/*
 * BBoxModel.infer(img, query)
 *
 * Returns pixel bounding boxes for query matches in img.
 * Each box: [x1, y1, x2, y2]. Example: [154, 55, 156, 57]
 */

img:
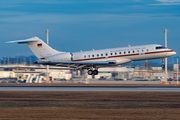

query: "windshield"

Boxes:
[156, 46, 166, 49]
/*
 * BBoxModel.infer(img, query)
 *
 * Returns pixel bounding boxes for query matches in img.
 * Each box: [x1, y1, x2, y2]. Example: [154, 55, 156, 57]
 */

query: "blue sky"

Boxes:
[0, 0, 180, 57]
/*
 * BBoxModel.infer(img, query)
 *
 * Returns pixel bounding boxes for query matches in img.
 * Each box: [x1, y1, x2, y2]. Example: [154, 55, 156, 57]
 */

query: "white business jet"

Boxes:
[6, 37, 176, 75]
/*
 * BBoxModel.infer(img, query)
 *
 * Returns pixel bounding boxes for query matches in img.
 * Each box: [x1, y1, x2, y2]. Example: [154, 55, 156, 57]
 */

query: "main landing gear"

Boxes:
[87, 69, 99, 75]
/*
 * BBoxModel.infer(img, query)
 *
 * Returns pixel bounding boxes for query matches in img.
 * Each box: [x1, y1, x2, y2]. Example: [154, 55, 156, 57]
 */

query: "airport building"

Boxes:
[0, 65, 72, 83]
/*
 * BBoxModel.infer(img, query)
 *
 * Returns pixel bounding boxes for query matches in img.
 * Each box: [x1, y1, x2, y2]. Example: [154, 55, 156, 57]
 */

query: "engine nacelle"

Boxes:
[47, 52, 72, 62]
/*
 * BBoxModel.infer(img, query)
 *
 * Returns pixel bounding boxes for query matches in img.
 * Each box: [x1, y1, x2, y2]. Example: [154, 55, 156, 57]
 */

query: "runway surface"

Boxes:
[0, 86, 180, 92]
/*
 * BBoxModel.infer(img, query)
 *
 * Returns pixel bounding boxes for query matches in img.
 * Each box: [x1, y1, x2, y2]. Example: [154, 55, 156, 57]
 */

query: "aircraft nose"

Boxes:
[168, 51, 176, 56]
[172, 51, 176, 55]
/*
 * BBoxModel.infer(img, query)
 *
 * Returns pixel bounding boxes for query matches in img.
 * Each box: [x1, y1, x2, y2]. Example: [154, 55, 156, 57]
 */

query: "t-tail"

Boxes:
[6, 37, 62, 61]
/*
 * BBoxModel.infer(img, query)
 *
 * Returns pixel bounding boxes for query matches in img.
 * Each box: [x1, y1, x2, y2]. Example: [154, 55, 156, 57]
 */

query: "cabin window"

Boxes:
[119, 52, 121, 54]
[84, 55, 86, 58]
[92, 55, 94, 57]
[101, 54, 103, 56]
[124, 51, 126, 54]
[106, 53, 108, 56]
[133, 51, 135, 53]
[97, 54, 99, 57]
[137, 50, 139, 53]
[111, 53, 113, 55]
[142, 50, 144, 52]
[128, 51, 130, 54]
[147, 49, 149, 51]
[88, 55, 90, 58]
[115, 52, 117, 55]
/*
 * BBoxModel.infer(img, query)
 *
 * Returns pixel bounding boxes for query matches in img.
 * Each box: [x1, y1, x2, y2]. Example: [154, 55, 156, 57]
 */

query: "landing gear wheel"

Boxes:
[161, 64, 165, 69]
[88, 70, 93, 75]
[93, 70, 99, 75]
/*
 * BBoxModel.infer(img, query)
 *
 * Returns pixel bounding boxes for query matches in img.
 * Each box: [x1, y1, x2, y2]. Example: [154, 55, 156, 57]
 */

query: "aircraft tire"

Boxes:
[93, 70, 99, 75]
[161, 64, 165, 69]
[88, 70, 93, 75]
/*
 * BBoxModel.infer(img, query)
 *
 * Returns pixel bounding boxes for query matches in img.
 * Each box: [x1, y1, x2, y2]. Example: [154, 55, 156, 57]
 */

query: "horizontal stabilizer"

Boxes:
[6, 37, 40, 44]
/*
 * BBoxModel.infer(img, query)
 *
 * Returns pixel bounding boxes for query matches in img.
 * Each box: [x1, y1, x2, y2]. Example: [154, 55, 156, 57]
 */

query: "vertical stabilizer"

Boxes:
[6, 37, 62, 60]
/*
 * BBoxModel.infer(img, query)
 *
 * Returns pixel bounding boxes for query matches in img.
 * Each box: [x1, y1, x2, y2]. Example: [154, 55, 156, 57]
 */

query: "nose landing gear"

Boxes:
[161, 64, 165, 69]
[161, 58, 165, 69]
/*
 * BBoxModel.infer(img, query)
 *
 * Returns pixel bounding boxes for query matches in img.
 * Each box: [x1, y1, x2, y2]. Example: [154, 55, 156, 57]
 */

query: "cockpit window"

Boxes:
[156, 46, 166, 49]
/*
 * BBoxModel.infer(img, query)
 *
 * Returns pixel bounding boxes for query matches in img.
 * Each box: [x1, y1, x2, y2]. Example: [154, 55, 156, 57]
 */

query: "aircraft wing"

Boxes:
[36, 61, 111, 69]
[36, 58, 131, 69]
[56, 61, 111, 69]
